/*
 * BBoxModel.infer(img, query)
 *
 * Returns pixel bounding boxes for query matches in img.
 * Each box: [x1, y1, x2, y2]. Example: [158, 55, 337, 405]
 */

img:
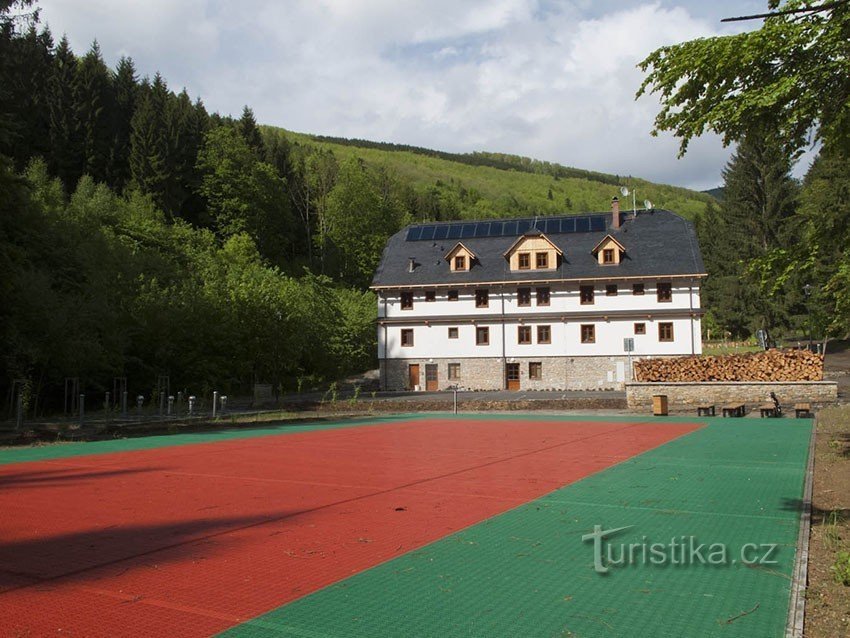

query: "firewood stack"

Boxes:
[634, 349, 824, 382]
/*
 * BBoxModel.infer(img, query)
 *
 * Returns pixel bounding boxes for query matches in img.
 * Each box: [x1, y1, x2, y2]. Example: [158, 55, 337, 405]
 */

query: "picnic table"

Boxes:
[697, 405, 715, 417]
[722, 403, 746, 418]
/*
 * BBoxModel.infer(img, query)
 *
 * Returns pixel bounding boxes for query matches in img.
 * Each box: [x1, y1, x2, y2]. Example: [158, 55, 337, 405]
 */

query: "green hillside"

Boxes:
[267, 127, 714, 221]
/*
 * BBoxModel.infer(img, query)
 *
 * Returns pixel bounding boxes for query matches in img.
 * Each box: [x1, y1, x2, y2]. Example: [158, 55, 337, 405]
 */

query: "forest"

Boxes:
[2, 0, 847, 416]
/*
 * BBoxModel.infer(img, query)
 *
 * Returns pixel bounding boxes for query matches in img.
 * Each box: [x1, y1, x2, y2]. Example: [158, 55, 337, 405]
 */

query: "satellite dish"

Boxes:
[644, 199, 652, 210]
[620, 186, 630, 197]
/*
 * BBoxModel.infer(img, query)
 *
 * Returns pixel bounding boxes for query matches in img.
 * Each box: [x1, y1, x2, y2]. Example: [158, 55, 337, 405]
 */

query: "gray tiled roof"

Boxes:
[371, 209, 705, 288]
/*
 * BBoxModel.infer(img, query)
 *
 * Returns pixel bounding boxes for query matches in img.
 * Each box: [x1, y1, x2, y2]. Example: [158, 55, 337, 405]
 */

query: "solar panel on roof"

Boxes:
[404, 214, 612, 240]
[474, 222, 490, 237]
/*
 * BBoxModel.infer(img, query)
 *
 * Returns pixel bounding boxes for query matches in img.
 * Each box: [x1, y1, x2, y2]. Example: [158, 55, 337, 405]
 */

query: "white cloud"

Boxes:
[36, 1, 772, 191]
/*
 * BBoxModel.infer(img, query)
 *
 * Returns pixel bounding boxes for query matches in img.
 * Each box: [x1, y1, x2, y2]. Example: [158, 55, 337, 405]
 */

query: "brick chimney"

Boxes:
[611, 197, 621, 229]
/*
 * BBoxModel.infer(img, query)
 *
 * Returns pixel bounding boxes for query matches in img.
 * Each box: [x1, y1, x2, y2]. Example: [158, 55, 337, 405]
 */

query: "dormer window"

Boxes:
[445, 242, 476, 272]
[592, 235, 626, 266]
[504, 232, 562, 272]
[535, 252, 549, 269]
[518, 253, 531, 270]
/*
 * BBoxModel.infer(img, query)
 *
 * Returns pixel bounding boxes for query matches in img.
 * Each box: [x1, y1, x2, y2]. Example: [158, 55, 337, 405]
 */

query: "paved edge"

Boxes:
[786, 417, 816, 638]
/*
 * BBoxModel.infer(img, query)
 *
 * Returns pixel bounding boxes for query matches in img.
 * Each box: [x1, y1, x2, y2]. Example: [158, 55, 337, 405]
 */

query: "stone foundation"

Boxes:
[625, 381, 838, 410]
[380, 356, 637, 391]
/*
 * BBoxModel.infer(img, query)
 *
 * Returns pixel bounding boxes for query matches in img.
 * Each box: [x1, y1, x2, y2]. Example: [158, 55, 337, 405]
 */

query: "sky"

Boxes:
[35, 0, 802, 191]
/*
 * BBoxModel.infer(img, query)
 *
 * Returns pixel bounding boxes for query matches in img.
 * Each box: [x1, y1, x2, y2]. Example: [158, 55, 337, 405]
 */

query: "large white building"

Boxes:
[371, 199, 705, 391]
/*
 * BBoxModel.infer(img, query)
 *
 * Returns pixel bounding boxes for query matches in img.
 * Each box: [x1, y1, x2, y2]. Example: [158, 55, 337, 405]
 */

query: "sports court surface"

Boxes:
[0, 414, 811, 637]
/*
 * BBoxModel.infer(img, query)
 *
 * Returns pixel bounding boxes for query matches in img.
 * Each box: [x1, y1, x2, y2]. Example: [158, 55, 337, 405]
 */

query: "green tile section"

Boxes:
[0, 415, 421, 466]
[220, 418, 811, 638]
[0, 413, 676, 467]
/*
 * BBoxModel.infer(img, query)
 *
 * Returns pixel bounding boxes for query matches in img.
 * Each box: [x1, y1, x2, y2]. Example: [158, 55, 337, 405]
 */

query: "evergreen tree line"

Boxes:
[696, 127, 850, 346]
[0, 4, 397, 413]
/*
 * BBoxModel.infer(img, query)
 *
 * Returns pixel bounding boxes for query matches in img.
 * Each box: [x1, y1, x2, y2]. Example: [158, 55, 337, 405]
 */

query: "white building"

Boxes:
[371, 199, 705, 391]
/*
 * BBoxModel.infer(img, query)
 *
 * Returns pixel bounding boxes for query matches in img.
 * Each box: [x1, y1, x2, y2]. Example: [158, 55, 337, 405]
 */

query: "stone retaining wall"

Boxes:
[626, 381, 838, 410]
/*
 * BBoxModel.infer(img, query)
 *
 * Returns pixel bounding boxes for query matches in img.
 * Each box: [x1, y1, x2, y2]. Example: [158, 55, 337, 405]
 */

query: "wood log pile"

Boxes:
[634, 349, 824, 382]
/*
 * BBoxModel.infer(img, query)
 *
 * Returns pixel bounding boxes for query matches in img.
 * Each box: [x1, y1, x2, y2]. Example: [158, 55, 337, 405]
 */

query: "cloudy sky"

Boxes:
[36, 0, 789, 191]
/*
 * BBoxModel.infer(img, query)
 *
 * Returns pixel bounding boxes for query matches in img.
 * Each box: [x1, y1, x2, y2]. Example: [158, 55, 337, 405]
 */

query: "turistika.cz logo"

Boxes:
[581, 525, 780, 574]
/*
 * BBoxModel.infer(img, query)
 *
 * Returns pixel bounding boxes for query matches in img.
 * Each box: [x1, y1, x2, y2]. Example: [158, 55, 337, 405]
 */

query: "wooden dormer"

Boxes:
[504, 232, 562, 272]
[444, 242, 477, 272]
[592, 235, 626, 265]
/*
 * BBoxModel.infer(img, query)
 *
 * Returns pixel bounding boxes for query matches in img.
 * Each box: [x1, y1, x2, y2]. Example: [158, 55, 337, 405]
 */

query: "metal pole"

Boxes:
[122, 391, 128, 417]
[167, 395, 174, 417]
[453, 388, 458, 415]
[213, 390, 218, 418]
[16, 392, 23, 430]
[159, 393, 165, 419]
[105, 391, 110, 425]
[79, 394, 85, 428]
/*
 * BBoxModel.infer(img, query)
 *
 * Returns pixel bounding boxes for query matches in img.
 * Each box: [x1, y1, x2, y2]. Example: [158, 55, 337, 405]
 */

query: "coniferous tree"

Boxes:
[108, 55, 137, 191]
[47, 35, 83, 191]
[699, 128, 798, 337]
[129, 74, 170, 211]
[238, 106, 264, 157]
[74, 41, 114, 184]
[3, 24, 53, 166]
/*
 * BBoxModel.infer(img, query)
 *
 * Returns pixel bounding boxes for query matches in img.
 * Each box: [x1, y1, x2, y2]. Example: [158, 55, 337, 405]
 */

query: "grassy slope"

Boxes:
[269, 127, 714, 220]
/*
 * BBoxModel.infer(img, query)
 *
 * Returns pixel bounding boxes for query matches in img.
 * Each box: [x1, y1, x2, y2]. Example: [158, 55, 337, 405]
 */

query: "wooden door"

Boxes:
[506, 363, 520, 391]
[425, 364, 438, 391]
[408, 364, 420, 390]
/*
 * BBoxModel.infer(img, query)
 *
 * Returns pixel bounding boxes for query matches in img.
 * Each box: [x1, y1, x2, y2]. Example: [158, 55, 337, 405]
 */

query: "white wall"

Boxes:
[380, 279, 701, 318]
[380, 316, 700, 359]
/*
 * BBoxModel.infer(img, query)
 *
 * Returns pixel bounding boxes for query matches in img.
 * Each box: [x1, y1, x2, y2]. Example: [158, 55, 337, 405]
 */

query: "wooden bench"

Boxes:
[697, 404, 715, 417]
[794, 402, 812, 418]
[759, 404, 778, 418]
[722, 403, 745, 418]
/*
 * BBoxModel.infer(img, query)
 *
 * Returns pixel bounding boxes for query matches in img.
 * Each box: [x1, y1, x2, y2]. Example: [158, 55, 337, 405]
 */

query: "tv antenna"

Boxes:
[620, 186, 636, 216]
[644, 199, 653, 210]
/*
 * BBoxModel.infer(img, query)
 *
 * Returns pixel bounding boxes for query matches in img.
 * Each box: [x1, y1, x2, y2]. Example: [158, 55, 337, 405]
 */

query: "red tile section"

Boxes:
[0, 418, 699, 636]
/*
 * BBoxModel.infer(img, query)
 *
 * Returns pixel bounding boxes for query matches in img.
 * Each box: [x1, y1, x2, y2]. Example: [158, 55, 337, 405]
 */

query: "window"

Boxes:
[634, 322, 646, 335]
[657, 282, 672, 302]
[536, 252, 549, 269]
[448, 327, 459, 339]
[602, 248, 615, 264]
[475, 289, 489, 308]
[518, 252, 531, 270]
[518, 326, 532, 344]
[447, 289, 459, 301]
[454, 255, 467, 271]
[632, 283, 645, 295]
[448, 363, 461, 380]
[529, 362, 542, 380]
[425, 290, 436, 302]
[659, 322, 674, 342]
[476, 326, 489, 345]
[536, 287, 550, 306]
[537, 325, 551, 344]
[401, 328, 414, 347]
[401, 292, 413, 310]
[517, 288, 531, 307]
[606, 284, 618, 296]
[580, 324, 595, 343]
[580, 285, 594, 305]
